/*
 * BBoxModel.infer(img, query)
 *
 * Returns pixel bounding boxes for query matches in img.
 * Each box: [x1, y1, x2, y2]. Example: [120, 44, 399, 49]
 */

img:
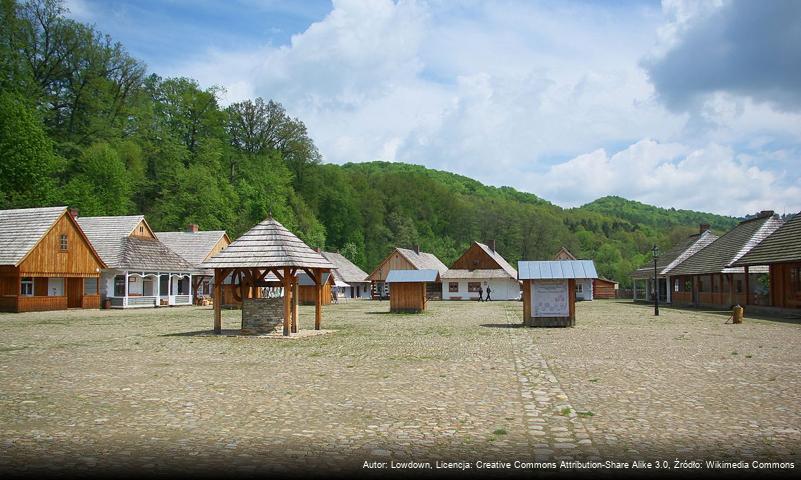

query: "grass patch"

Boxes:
[731, 351, 738, 356]
[576, 411, 595, 418]
[492, 428, 507, 436]
[589, 378, 600, 383]
[559, 407, 572, 416]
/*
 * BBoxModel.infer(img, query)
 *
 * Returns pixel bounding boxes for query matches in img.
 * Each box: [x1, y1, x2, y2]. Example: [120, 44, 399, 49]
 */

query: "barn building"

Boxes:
[731, 212, 801, 312]
[77, 215, 197, 308]
[368, 246, 447, 299]
[156, 225, 230, 304]
[0, 206, 106, 312]
[630, 226, 718, 304]
[322, 251, 371, 299]
[441, 241, 519, 300]
[552, 247, 594, 301]
[668, 212, 783, 309]
[518, 260, 598, 327]
[592, 278, 619, 299]
[386, 269, 441, 313]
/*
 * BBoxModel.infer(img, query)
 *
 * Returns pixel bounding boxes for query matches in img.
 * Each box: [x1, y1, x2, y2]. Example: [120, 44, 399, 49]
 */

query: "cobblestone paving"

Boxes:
[0, 300, 799, 475]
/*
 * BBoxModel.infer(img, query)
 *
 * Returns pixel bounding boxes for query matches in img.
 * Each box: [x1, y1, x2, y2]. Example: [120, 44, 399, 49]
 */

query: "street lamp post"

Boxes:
[652, 244, 660, 316]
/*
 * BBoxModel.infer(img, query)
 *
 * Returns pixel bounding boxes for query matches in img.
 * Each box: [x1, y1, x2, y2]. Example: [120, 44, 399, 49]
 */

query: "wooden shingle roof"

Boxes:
[200, 217, 334, 269]
[631, 230, 718, 279]
[156, 231, 229, 266]
[669, 214, 783, 276]
[321, 251, 369, 284]
[733, 213, 801, 266]
[395, 247, 448, 274]
[78, 216, 194, 271]
[0, 206, 67, 265]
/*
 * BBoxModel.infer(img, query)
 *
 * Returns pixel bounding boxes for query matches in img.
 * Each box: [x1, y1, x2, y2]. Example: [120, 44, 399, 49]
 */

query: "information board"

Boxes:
[532, 279, 569, 317]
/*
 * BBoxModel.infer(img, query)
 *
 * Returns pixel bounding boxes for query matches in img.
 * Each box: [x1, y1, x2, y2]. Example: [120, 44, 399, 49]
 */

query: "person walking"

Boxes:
[478, 286, 484, 302]
[485, 285, 492, 301]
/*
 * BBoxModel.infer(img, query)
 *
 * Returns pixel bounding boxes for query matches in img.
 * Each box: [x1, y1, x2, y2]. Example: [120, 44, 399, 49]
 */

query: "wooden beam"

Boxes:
[283, 266, 291, 336]
[315, 267, 322, 330]
[568, 279, 576, 326]
[743, 266, 750, 305]
[213, 268, 222, 333]
[292, 280, 299, 333]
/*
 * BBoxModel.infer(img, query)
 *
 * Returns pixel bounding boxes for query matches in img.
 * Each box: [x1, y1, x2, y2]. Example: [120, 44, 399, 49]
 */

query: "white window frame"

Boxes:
[59, 234, 68, 251]
[20, 277, 34, 296]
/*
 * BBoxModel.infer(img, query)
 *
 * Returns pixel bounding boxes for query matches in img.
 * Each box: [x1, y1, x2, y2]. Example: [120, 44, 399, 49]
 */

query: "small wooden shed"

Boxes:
[518, 260, 598, 327]
[592, 277, 618, 299]
[298, 271, 334, 305]
[386, 269, 441, 313]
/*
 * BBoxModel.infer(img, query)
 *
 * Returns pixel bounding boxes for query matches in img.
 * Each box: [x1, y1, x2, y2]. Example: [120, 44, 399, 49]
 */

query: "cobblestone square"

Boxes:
[0, 300, 799, 475]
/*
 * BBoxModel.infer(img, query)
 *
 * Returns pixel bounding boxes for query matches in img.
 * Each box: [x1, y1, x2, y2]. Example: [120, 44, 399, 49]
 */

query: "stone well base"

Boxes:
[241, 297, 284, 335]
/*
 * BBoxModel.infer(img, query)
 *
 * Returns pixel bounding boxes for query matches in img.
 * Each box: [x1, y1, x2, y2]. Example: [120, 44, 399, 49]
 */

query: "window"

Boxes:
[576, 283, 584, 293]
[59, 234, 68, 251]
[20, 277, 33, 296]
[114, 275, 126, 297]
[467, 282, 482, 292]
[791, 267, 801, 294]
[84, 278, 98, 295]
[735, 279, 744, 294]
[674, 279, 679, 292]
[448, 282, 458, 293]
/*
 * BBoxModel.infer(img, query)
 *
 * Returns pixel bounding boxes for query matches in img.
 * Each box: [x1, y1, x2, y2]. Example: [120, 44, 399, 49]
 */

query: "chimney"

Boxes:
[487, 239, 496, 252]
[699, 224, 710, 234]
[68, 207, 79, 219]
[414, 245, 420, 255]
[187, 224, 199, 233]
[758, 210, 775, 218]
[316, 247, 321, 253]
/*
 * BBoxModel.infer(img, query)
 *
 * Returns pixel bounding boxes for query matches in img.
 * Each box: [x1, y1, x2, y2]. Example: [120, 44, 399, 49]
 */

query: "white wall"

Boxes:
[576, 279, 593, 301]
[442, 278, 521, 300]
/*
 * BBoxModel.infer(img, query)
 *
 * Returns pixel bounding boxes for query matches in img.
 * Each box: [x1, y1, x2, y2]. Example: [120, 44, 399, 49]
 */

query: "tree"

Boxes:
[59, 142, 131, 215]
[0, 91, 59, 208]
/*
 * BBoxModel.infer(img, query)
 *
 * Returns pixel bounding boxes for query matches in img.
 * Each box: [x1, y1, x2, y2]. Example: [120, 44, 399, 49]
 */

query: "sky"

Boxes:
[64, 0, 801, 216]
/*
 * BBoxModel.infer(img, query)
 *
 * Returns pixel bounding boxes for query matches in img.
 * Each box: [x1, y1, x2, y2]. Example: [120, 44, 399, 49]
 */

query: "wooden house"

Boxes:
[386, 269, 441, 313]
[297, 271, 334, 305]
[630, 225, 718, 304]
[442, 240, 520, 300]
[77, 215, 197, 308]
[368, 246, 448, 299]
[0, 206, 106, 312]
[731, 212, 801, 311]
[156, 225, 230, 303]
[592, 278, 618, 299]
[668, 212, 783, 308]
[322, 251, 371, 299]
[552, 247, 593, 300]
[518, 260, 598, 327]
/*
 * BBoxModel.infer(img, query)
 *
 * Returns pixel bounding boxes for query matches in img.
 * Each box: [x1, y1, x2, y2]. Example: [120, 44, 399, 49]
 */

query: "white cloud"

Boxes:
[169, 0, 801, 216]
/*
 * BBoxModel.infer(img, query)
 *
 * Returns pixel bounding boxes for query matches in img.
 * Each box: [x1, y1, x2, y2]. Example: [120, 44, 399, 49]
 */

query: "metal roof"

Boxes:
[200, 217, 334, 270]
[296, 271, 333, 286]
[386, 269, 441, 283]
[517, 260, 598, 280]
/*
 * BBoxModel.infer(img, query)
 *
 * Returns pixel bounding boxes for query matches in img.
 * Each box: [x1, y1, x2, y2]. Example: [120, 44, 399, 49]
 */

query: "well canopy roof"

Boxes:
[733, 212, 801, 266]
[200, 217, 334, 270]
[518, 260, 598, 280]
[386, 269, 441, 283]
[0, 206, 69, 265]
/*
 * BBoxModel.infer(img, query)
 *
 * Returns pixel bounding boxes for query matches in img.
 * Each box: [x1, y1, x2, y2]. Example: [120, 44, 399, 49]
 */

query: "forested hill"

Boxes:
[580, 196, 736, 232]
[0, 0, 740, 287]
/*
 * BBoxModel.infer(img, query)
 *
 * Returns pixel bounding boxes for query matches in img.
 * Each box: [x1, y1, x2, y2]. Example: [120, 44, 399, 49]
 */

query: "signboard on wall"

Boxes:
[532, 280, 568, 317]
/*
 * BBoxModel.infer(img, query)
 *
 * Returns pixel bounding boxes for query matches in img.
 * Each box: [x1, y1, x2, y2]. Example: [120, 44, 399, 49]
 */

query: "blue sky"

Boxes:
[65, 0, 801, 216]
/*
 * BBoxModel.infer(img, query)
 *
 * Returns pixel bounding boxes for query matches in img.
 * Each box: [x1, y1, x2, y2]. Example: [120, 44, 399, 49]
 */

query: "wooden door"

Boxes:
[67, 278, 82, 308]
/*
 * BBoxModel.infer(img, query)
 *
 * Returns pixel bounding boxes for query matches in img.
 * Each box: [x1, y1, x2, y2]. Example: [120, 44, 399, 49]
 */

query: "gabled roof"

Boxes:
[156, 230, 229, 266]
[631, 230, 718, 279]
[200, 217, 334, 270]
[395, 247, 448, 274]
[733, 213, 801, 266]
[0, 206, 69, 265]
[322, 251, 369, 284]
[553, 247, 577, 260]
[669, 214, 783, 276]
[518, 260, 598, 280]
[0, 206, 105, 268]
[474, 241, 517, 278]
[78, 215, 194, 271]
[386, 269, 441, 283]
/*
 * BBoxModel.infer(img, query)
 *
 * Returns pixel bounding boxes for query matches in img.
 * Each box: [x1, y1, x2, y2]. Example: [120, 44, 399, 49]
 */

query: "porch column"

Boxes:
[168, 274, 173, 305]
[155, 272, 161, 308]
[291, 280, 299, 333]
[315, 268, 322, 330]
[743, 266, 750, 305]
[124, 272, 129, 307]
[283, 267, 291, 336]
[188, 274, 193, 304]
[666, 276, 672, 304]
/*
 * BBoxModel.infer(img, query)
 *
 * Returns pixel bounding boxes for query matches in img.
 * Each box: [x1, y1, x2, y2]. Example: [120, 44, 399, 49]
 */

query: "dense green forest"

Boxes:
[0, 0, 741, 287]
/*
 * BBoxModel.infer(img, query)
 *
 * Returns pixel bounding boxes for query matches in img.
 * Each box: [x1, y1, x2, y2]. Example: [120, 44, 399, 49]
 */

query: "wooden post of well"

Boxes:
[314, 268, 322, 330]
[292, 279, 299, 333]
[283, 267, 291, 336]
[213, 269, 222, 333]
